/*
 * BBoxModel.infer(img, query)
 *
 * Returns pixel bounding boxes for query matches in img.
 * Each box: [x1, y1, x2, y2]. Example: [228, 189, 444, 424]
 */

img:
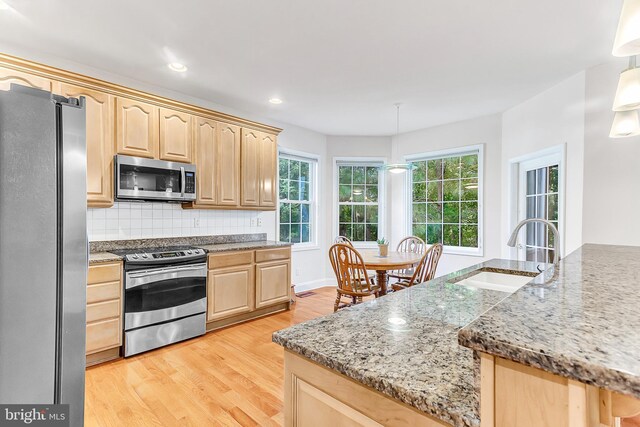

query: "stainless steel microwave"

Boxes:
[115, 155, 196, 202]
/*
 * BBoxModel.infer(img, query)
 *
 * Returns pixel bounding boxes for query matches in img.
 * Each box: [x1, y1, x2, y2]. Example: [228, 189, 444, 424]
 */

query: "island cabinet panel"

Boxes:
[0, 66, 51, 91]
[159, 107, 192, 163]
[115, 97, 159, 159]
[56, 83, 114, 207]
[255, 259, 290, 309]
[259, 133, 277, 207]
[86, 262, 123, 359]
[217, 122, 241, 206]
[207, 265, 254, 321]
[193, 117, 218, 205]
[241, 128, 261, 206]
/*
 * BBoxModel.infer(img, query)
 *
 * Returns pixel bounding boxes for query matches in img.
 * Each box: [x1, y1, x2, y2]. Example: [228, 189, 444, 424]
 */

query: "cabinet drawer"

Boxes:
[88, 262, 121, 284]
[87, 281, 121, 304]
[87, 300, 120, 323]
[208, 251, 254, 269]
[86, 318, 121, 354]
[255, 247, 290, 263]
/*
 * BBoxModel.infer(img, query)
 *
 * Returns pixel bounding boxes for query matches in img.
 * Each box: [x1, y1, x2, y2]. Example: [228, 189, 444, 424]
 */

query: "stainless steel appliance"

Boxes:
[0, 85, 87, 425]
[115, 247, 207, 357]
[115, 154, 196, 202]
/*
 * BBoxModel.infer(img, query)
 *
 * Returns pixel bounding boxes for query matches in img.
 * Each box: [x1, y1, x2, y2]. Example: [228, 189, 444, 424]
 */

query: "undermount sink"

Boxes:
[453, 271, 535, 293]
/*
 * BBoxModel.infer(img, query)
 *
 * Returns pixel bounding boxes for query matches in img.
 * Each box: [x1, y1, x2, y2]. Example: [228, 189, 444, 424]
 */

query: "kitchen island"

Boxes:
[273, 244, 640, 426]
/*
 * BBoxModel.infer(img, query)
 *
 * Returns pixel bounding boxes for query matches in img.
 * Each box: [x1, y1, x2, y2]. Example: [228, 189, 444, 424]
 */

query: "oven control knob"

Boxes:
[132, 254, 139, 259]
[187, 250, 192, 254]
[142, 254, 148, 258]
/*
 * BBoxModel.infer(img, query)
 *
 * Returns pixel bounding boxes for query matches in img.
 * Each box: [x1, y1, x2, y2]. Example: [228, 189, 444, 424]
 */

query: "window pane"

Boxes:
[301, 224, 310, 243]
[443, 224, 460, 246]
[279, 179, 289, 200]
[290, 224, 301, 243]
[353, 167, 366, 184]
[413, 223, 426, 241]
[366, 185, 378, 202]
[412, 161, 426, 182]
[280, 202, 290, 223]
[365, 205, 378, 223]
[443, 180, 460, 201]
[427, 202, 442, 222]
[339, 185, 351, 202]
[300, 181, 310, 201]
[461, 155, 478, 178]
[300, 162, 310, 183]
[427, 224, 443, 244]
[339, 166, 353, 184]
[535, 195, 546, 219]
[352, 186, 365, 202]
[443, 157, 461, 180]
[548, 194, 558, 221]
[461, 225, 478, 247]
[290, 161, 300, 180]
[280, 224, 290, 242]
[301, 203, 310, 223]
[339, 205, 352, 222]
[289, 180, 300, 200]
[353, 205, 365, 223]
[413, 182, 426, 202]
[427, 181, 442, 202]
[339, 223, 352, 240]
[353, 224, 365, 241]
[427, 159, 443, 180]
[548, 165, 559, 193]
[366, 167, 379, 184]
[526, 196, 535, 218]
[291, 203, 301, 223]
[526, 170, 536, 195]
[460, 202, 478, 224]
[365, 224, 378, 242]
[535, 168, 547, 195]
[279, 159, 288, 180]
[461, 179, 478, 201]
[443, 202, 460, 223]
[412, 203, 426, 223]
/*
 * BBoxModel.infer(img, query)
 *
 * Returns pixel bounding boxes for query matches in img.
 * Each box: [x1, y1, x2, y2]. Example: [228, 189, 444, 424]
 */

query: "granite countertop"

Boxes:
[273, 259, 541, 427]
[89, 252, 122, 264]
[197, 240, 292, 253]
[459, 244, 640, 399]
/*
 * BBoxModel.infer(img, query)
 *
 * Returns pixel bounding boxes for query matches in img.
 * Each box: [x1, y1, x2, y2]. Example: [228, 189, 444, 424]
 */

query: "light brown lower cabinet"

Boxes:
[256, 260, 291, 309]
[207, 265, 254, 321]
[86, 262, 122, 363]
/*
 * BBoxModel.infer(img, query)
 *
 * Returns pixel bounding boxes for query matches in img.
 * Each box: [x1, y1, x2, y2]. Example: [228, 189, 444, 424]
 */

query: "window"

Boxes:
[409, 147, 481, 253]
[278, 153, 316, 245]
[336, 162, 383, 243]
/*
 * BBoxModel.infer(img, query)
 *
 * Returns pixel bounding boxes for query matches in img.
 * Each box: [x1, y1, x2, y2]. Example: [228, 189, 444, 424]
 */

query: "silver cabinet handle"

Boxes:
[180, 166, 185, 197]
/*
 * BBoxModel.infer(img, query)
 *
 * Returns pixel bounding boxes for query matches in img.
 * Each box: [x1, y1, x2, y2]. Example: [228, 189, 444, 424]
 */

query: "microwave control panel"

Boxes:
[185, 171, 195, 194]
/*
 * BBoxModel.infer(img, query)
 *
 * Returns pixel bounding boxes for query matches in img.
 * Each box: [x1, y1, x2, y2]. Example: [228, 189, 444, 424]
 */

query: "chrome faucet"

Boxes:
[507, 218, 561, 268]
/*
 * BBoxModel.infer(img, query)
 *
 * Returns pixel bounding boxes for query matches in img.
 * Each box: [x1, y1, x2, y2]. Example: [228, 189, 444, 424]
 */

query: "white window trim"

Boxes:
[278, 148, 320, 251]
[332, 157, 386, 249]
[404, 144, 485, 257]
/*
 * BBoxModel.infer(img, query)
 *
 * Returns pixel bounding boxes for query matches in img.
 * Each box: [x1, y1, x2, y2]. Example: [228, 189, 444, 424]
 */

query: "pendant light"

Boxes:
[610, 109, 640, 138]
[613, 56, 640, 111]
[613, 0, 640, 57]
[381, 103, 415, 174]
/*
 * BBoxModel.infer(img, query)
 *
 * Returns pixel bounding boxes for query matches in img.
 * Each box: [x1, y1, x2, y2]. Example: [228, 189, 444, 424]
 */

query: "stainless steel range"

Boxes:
[115, 247, 207, 357]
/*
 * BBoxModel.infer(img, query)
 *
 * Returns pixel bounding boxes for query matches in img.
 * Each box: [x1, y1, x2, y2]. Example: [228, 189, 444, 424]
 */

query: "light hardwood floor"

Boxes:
[85, 287, 338, 427]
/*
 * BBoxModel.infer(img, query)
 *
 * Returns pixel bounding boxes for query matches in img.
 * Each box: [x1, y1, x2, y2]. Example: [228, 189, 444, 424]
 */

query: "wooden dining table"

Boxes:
[359, 249, 423, 295]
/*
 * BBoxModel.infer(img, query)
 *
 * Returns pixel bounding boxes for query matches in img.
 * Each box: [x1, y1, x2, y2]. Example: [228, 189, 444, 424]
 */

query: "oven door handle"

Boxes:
[126, 264, 206, 290]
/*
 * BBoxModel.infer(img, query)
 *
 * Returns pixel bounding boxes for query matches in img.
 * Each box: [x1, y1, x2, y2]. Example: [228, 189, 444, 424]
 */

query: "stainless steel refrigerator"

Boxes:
[0, 85, 87, 426]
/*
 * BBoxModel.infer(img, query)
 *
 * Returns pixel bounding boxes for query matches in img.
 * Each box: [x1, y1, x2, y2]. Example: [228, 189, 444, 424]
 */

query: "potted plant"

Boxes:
[377, 238, 389, 257]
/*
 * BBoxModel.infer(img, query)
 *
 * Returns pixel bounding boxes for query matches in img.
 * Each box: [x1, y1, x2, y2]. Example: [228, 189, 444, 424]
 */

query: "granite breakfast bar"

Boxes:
[273, 244, 640, 427]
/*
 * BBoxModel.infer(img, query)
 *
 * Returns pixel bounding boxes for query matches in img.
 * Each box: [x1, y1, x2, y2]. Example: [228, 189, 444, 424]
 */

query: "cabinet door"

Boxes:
[217, 122, 241, 206]
[0, 67, 51, 92]
[241, 129, 260, 206]
[115, 97, 159, 158]
[259, 133, 277, 207]
[159, 107, 192, 162]
[194, 117, 217, 205]
[207, 265, 254, 321]
[57, 83, 114, 207]
[255, 260, 290, 309]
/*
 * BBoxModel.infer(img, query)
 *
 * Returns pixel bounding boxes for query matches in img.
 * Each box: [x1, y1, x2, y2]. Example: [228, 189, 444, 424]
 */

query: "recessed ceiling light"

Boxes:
[269, 98, 283, 105]
[167, 62, 188, 73]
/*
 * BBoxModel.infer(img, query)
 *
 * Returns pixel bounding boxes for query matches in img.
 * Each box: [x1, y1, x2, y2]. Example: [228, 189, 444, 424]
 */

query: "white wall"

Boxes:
[501, 72, 586, 257]
[390, 114, 503, 275]
[583, 59, 640, 245]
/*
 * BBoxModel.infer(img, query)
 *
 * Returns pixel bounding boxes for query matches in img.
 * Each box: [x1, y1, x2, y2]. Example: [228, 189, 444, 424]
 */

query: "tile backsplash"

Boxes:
[87, 202, 273, 241]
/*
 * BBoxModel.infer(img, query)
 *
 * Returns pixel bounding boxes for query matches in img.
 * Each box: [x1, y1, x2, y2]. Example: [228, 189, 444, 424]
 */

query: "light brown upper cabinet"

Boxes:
[259, 133, 277, 207]
[159, 107, 192, 163]
[56, 83, 114, 207]
[0, 66, 51, 92]
[193, 117, 218, 205]
[115, 97, 159, 159]
[241, 129, 261, 207]
[217, 122, 241, 206]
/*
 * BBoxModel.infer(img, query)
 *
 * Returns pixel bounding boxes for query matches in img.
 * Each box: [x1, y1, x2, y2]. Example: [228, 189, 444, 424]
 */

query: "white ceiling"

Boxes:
[0, 0, 621, 135]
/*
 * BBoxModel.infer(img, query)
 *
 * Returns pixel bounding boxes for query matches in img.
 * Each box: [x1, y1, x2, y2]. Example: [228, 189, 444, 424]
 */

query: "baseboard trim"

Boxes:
[293, 278, 336, 293]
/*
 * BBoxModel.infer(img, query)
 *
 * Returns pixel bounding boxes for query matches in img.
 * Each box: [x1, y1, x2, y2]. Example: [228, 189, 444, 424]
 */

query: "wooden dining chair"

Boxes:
[334, 235, 354, 246]
[391, 243, 443, 291]
[388, 236, 426, 281]
[329, 243, 380, 311]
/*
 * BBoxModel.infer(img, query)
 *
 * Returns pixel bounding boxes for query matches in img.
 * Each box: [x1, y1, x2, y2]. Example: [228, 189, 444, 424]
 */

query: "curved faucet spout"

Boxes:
[507, 218, 561, 267]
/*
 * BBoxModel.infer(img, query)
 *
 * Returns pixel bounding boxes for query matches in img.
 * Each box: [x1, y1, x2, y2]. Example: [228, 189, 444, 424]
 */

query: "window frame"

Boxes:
[333, 157, 386, 249]
[405, 144, 484, 256]
[277, 148, 319, 251]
